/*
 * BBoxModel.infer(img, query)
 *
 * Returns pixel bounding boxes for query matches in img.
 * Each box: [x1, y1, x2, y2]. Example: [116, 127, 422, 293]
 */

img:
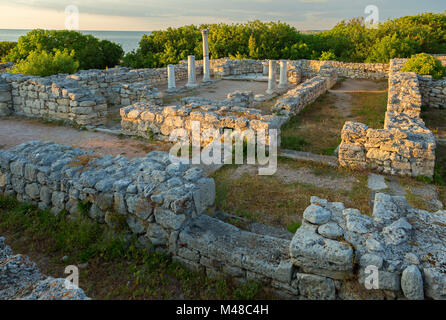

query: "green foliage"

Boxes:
[0, 41, 16, 60]
[77, 200, 92, 218]
[287, 221, 302, 233]
[401, 53, 446, 79]
[9, 49, 79, 77]
[0, 195, 267, 299]
[319, 50, 337, 61]
[366, 34, 419, 63]
[123, 12, 446, 68]
[4, 29, 123, 71]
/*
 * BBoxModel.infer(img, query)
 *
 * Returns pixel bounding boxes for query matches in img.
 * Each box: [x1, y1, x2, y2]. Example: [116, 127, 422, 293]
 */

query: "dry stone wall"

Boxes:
[338, 59, 436, 177]
[418, 75, 446, 109]
[298, 59, 389, 80]
[273, 66, 337, 116]
[1, 141, 446, 300]
[0, 141, 216, 249]
[0, 77, 12, 116]
[120, 103, 287, 146]
[0, 237, 89, 300]
[0, 73, 109, 125]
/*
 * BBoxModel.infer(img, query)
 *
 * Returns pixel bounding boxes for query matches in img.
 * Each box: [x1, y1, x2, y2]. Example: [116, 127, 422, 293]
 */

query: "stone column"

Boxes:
[167, 64, 176, 91]
[266, 60, 276, 94]
[278, 60, 288, 89]
[262, 62, 268, 76]
[201, 29, 211, 82]
[187, 55, 198, 88]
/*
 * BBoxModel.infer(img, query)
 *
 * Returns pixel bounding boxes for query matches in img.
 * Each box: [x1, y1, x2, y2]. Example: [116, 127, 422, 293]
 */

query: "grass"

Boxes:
[212, 158, 372, 229]
[280, 86, 388, 156]
[0, 196, 270, 300]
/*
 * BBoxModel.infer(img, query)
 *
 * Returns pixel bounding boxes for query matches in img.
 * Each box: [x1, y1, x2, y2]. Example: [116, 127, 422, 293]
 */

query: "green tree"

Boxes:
[0, 41, 16, 61]
[366, 34, 419, 63]
[9, 49, 79, 77]
[4, 30, 123, 70]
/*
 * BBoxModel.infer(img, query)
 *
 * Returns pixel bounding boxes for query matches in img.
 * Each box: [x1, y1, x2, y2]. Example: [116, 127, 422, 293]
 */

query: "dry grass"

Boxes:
[212, 158, 372, 231]
[280, 89, 388, 156]
[0, 197, 269, 300]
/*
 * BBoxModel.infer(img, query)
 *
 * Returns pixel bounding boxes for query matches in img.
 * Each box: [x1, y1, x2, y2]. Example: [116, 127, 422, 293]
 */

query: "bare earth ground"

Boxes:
[0, 117, 172, 157]
[0, 79, 444, 232]
[161, 78, 268, 102]
[280, 79, 388, 155]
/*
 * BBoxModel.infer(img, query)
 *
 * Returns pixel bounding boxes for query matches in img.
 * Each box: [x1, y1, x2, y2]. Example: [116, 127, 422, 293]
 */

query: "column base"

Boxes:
[186, 83, 199, 89]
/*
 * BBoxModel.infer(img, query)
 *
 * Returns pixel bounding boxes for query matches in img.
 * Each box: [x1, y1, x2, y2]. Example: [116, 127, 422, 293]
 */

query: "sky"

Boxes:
[0, 0, 444, 31]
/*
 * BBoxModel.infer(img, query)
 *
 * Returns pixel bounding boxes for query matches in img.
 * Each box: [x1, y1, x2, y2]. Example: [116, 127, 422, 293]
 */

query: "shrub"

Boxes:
[9, 49, 79, 77]
[319, 50, 337, 61]
[122, 12, 446, 68]
[0, 41, 16, 61]
[401, 53, 446, 79]
[366, 34, 419, 63]
[4, 29, 123, 71]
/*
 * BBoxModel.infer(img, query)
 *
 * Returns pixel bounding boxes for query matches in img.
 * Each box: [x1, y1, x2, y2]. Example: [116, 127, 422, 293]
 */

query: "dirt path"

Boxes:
[232, 163, 355, 191]
[328, 79, 388, 117]
[0, 117, 171, 158]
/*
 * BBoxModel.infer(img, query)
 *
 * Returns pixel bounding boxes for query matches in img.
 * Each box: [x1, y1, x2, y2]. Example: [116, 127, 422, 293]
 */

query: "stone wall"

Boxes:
[0, 73, 109, 126]
[212, 59, 263, 77]
[0, 141, 216, 249]
[418, 75, 446, 109]
[0, 237, 89, 300]
[338, 59, 436, 177]
[272, 66, 338, 116]
[0, 77, 11, 116]
[298, 59, 389, 80]
[1, 141, 446, 299]
[120, 103, 287, 145]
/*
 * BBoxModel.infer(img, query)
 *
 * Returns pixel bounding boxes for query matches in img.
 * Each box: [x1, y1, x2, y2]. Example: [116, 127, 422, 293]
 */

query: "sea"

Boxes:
[0, 29, 151, 53]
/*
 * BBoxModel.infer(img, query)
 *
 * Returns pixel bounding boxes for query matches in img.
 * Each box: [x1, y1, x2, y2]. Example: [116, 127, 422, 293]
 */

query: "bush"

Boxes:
[401, 53, 446, 79]
[122, 12, 445, 68]
[366, 34, 419, 63]
[9, 49, 79, 77]
[319, 50, 337, 61]
[4, 29, 123, 71]
[0, 41, 16, 61]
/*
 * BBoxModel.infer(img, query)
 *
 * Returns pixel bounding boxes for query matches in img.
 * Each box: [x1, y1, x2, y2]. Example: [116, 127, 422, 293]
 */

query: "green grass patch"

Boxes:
[0, 196, 268, 300]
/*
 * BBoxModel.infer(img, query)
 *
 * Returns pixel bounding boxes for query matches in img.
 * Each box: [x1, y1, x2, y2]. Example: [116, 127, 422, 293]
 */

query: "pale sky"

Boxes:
[0, 0, 443, 31]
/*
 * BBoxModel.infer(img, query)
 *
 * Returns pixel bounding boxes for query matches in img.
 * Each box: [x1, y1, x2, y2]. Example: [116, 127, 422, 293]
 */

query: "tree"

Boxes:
[4, 30, 123, 71]
[0, 42, 16, 61]
[9, 49, 79, 77]
[366, 34, 419, 63]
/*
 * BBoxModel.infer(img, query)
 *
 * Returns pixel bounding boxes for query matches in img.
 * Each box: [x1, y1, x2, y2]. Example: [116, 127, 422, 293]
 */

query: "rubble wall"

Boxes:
[339, 59, 436, 177]
[120, 103, 287, 146]
[298, 59, 389, 80]
[1, 142, 446, 300]
[272, 66, 338, 116]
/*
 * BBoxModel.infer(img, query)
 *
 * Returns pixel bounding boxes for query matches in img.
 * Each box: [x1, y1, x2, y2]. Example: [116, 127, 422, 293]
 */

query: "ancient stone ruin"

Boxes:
[1, 32, 446, 299]
[1, 141, 445, 300]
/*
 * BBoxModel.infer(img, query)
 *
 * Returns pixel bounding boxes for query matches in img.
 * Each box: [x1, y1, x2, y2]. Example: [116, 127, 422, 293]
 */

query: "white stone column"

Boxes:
[167, 64, 176, 91]
[187, 55, 198, 88]
[201, 29, 211, 82]
[262, 62, 268, 75]
[266, 60, 276, 94]
[278, 60, 288, 89]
